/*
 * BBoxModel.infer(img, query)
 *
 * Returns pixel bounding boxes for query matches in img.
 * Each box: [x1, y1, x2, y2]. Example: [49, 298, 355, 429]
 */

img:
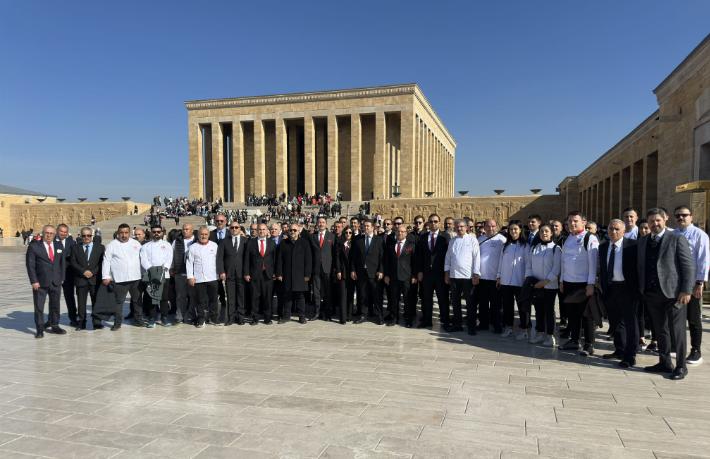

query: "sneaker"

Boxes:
[161, 316, 172, 327]
[687, 349, 703, 365]
[646, 341, 658, 354]
[146, 320, 156, 329]
[638, 338, 647, 350]
[543, 335, 556, 347]
[529, 334, 545, 344]
[196, 321, 205, 328]
[516, 330, 529, 341]
[501, 327, 513, 338]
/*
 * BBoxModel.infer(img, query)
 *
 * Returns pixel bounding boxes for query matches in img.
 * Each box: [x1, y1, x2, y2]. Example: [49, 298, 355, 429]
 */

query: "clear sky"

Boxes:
[1, 1, 708, 202]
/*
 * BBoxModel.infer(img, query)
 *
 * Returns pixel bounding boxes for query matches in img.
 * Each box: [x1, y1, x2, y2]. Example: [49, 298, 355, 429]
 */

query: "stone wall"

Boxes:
[0, 193, 57, 236]
[9, 202, 150, 234]
[369, 195, 564, 224]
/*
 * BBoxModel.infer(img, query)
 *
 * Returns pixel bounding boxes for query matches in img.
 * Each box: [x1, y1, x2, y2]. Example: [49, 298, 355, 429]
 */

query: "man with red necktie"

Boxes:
[244, 223, 276, 325]
[26, 225, 66, 338]
[311, 216, 336, 321]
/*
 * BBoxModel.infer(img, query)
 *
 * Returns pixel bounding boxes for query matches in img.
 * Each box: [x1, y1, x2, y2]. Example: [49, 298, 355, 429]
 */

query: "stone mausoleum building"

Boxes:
[561, 33, 710, 227]
[186, 84, 455, 202]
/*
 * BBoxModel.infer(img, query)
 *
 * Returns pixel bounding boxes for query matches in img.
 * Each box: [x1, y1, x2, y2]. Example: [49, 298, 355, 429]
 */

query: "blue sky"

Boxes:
[0, 1, 708, 202]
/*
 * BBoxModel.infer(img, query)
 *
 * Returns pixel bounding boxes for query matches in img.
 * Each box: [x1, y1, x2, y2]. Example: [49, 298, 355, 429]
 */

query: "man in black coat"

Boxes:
[638, 208, 695, 380]
[69, 226, 105, 330]
[276, 223, 313, 323]
[311, 216, 336, 320]
[209, 213, 228, 316]
[416, 213, 450, 328]
[384, 224, 417, 326]
[599, 219, 639, 367]
[350, 219, 384, 324]
[217, 222, 249, 325]
[55, 223, 78, 327]
[244, 223, 277, 325]
[26, 225, 66, 338]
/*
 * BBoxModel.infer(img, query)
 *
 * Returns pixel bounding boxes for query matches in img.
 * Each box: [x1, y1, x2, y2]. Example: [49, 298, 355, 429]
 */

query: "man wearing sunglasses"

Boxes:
[140, 225, 173, 327]
[674, 205, 709, 366]
[416, 213, 450, 329]
[217, 223, 249, 325]
[69, 227, 105, 330]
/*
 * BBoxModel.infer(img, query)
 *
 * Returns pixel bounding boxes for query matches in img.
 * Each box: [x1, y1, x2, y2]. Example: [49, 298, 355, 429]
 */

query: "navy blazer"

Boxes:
[26, 240, 65, 288]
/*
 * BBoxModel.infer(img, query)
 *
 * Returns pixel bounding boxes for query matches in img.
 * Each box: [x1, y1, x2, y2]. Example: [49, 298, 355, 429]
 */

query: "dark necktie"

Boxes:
[607, 244, 616, 284]
[85, 245, 90, 262]
[365, 237, 371, 254]
[396, 242, 401, 257]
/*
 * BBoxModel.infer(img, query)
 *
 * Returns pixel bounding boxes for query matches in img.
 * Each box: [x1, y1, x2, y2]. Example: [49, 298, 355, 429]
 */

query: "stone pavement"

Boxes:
[0, 248, 709, 458]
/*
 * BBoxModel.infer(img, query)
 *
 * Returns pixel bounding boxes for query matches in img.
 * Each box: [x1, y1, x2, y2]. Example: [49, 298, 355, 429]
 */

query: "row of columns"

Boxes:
[415, 115, 454, 198]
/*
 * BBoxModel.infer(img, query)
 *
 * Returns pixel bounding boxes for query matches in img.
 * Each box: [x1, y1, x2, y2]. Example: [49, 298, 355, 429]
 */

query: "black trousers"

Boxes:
[645, 289, 687, 370]
[194, 281, 217, 323]
[563, 282, 595, 344]
[313, 272, 331, 319]
[144, 280, 171, 319]
[113, 280, 142, 325]
[356, 276, 381, 321]
[217, 279, 227, 313]
[226, 277, 246, 323]
[687, 295, 703, 351]
[419, 274, 449, 326]
[33, 285, 61, 331]
[75, 283, 98, 325]
[501, 285, 524, 328]
[475, 279, 501, 331]
[337, 278, 356, 321]
[532, 289, 557, 335]
[604, 283, 639, 361]
[172, 274, 192, 322]
[251, 274, 274, 322]
[450, 278, 473, 329]
[62, 278, 77, 323]
[283, 291, 306, 320]
[387, 279, 413, 323]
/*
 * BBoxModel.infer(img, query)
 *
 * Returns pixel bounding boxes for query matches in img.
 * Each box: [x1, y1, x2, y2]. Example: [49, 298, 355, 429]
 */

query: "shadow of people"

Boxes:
[0, 310, 39, 335]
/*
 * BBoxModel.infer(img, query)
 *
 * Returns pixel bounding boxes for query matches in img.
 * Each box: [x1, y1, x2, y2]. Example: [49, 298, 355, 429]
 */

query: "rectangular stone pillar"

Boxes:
[350, 114, 362, 201]
[304, 115, 316, 195]
[253, 119, 266, 195]
[327, 114, 339, 196]
[288, 124, 298, 196]
[400, 110, 415, 198]
[374, 111, 387, 199]
[232, 120, 245, 203]
[188, 121, 202, 199]
[275, 117, 288, 197]
[315, 120, 327, 193]
[211, 122, 225, 201]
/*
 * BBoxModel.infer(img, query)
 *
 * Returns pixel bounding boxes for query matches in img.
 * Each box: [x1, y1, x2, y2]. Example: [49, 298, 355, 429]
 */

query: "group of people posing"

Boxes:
[26, 205, 707, 380]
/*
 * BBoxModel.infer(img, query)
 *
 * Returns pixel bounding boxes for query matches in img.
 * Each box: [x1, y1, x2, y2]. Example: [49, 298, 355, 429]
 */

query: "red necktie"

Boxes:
[319, 233, 324, 248]
[260, 239, 265, 257]
[430, 235, 435, 252]
[47, 242, 55, 262]
[396, 242, 401, 257]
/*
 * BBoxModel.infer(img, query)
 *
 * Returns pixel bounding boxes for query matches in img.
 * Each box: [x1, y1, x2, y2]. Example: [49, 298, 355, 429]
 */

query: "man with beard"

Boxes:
[171, 223, 196, 324]
[140, 225, 173, 327]
[311, 216, 335, 320]
[276, 223, 312, 324]
[101, 224, 144, 330]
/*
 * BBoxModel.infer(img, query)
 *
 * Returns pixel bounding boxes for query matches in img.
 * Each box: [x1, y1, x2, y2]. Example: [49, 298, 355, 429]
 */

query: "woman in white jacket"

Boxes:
[525, 225, 561, 347]
[497, 220, 528, 339]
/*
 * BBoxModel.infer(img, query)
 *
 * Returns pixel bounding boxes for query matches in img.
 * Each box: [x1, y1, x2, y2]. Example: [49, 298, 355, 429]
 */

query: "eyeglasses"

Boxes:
[289, 229, 299, 232]
[429, 220, 439, 224]
[414, 221, 424, 225]
[81, 234, 92, 238]
[675, 214, 691, 218]
[394, 222, 402, 225]
[216, 220, 226, 223]
[152, 230, 162, 234]
[344, 231, 353, 234]
[384, 223, 392, 226]
[230, 226, 240, 229]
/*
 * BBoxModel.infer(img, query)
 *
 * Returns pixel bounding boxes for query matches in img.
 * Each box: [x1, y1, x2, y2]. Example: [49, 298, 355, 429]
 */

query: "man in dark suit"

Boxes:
[209, 213, 228, 316]
[638, 208, 695, 380]
[599, 219, 639, 367]
[350, 219, 384, 324]
[416, 213, 450, 328]
[276, 223, 313, 323]
[55, 223, 78, 327]
[69, 226, 105, 330]
[26, 225, 66, 338]
[312, 216, 336, 320]
[384, 224, 417, 326]
[244, 223, 276, 325]
[217, 222, 249, 325]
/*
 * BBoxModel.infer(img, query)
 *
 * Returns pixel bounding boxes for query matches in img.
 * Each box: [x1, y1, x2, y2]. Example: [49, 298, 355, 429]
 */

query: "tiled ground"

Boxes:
[1, 244, 709, 458]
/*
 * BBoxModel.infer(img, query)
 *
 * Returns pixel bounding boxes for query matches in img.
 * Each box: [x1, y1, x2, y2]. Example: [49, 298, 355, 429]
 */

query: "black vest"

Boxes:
[173, 237, 188, 274]
[645, 236, 661, 291]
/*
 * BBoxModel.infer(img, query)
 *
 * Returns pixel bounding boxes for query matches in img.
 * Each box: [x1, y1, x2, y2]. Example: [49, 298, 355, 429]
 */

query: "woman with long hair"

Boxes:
[497, 220, 529, 339]
[334, 226, 356, 323]
[525, 224, 561, 347]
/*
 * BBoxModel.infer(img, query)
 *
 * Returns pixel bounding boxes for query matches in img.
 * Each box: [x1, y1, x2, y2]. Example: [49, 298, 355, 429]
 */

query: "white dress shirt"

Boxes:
[140, 239, 173, 278]
[560, 231, 599, 285]
[444, 234, 481, 279]
[186, 241, 218, 283]
[497, 242, 528, 287]
[678, 223, 710, 282]
[102, 238, 142, 282]
[624, 226, 638, 240]
[606, 238, 625, 282]
[525, 242, 561, 290]
[477, 233, 506, 281]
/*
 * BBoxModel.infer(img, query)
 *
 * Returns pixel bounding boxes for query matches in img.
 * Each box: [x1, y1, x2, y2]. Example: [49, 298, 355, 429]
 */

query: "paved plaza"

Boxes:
[0, 246, 709, 458]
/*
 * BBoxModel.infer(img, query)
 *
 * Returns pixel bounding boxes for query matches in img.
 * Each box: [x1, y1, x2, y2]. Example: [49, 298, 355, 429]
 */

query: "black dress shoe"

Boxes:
[644, 362, 673, 373]
[110, 324, 121, 331]
[353, 317, 365, 324]
[559, 340, 580, 351]
[299, 317, 307, 324]
[386, 321, 395, 327]
[264, 320, 272, 325]
[339, 320, 346, 325]
[619, 359, 636, 368]
[70, 320, 80, 328]
[93, 322, 104, 330]
[416, 322, 431, 329]
[602, 351, 624, 360]
[580, 344, 594, 357]
[44, 322, 51, 330]
[405, 322, 413, 328]
[670, 367, 688, 380]
[50, 326, 67, 335]
[278, 319, 289, 324]
[35, 331, 44, 339]
[250, 320, 259, 326]
[124, 312, 134, 320]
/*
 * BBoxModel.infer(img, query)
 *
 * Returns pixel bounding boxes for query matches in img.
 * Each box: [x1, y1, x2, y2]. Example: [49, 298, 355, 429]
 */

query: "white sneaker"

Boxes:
[529, 334, 545, 344]
[543, 335, 556, 347]
[516, 330, 529, 341]
[501, 327, 513, 338]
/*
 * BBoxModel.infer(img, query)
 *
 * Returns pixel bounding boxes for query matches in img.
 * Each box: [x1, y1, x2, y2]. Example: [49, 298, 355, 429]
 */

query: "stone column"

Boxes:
[374, 111, 387, 199]
[275, 117, 288, 197]
[253, 119, 266, 195]
[211, 122, 225, 201]
[327, 114, 339, 196]
[288, 124, 298, 196]
[400, 110, 415, 198]
[188, 121, 202, 199]
[304, 115, 316, 195]
[232, 120, 245, 203]
[315, 121, 326, 193]
[350, 113, 362, 201]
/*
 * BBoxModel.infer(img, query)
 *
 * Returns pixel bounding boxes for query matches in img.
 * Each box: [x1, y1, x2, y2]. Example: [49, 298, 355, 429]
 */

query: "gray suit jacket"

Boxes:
[637, 231, 695, 299]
